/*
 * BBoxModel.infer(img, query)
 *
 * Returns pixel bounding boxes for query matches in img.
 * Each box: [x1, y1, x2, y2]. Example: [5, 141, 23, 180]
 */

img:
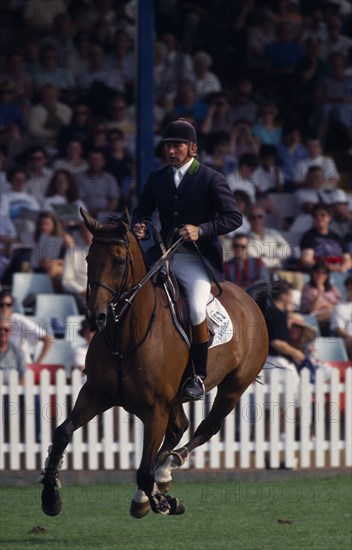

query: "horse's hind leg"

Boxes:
[175, 374, 245, 462]
[40, 383, 113, 516]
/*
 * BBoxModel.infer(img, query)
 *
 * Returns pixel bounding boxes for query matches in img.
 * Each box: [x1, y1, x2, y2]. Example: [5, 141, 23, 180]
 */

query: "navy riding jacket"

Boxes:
[132, 159, 242, 282]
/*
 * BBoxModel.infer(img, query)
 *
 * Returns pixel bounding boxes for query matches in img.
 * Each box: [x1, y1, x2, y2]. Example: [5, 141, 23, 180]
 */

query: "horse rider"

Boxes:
[132, 118, 242, 400]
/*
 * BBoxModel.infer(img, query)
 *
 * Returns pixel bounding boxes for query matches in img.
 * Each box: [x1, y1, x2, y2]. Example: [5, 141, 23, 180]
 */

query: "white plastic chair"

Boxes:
[12, 273, 54, 314]
[35, 294, 79, 327]
[314, 337, 349, 362]
[65, 315, 86, 347]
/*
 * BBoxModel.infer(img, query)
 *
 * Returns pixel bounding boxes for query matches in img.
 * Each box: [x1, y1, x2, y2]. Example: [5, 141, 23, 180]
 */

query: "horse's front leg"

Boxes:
[39, 384, 112, 516]
[130, 408, 184, 518]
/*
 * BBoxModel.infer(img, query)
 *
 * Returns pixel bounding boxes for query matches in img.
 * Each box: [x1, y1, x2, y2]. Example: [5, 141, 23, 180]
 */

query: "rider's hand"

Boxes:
[178, 224, 200, 241]
[133, 223, 147, 239]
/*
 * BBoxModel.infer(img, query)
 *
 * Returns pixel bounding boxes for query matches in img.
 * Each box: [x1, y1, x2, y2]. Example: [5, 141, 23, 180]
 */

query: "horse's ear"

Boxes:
[80, 208, 101, 234]
[120, 207, 130, 226]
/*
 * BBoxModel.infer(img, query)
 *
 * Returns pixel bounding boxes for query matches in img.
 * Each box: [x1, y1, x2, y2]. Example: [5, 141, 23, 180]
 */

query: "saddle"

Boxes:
[154, 269, 215, 349]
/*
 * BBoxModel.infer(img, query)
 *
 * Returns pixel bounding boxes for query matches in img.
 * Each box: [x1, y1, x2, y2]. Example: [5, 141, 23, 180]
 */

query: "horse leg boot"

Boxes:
[181, 320, 208, 401]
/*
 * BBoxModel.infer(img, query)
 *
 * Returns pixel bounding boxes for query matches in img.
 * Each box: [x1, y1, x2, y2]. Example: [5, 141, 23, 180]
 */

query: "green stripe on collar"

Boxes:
[188, 158, 200, 175]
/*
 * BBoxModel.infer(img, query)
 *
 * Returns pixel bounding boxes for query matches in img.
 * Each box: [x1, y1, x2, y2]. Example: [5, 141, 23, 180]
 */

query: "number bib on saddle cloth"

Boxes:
[207, 296, 233, 349]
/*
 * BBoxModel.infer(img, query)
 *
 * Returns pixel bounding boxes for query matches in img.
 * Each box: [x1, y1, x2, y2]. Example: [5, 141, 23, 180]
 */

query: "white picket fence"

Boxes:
[1, 368, 351, 471]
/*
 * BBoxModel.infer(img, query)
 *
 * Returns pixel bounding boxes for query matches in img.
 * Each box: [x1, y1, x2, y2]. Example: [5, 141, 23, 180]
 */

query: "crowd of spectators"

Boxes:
[0, 0, 351, 376]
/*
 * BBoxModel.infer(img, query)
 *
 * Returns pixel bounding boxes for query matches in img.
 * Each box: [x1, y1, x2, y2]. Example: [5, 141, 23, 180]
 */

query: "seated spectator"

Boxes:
[230, 120, 259, 159]
[2, 166, 40, 221]
[173, 79, 208, 129]
[57, 103, 91, 157]
[0, 316, 25, 384]
[200, 93, 236, 136]
[53, 139, 89, 176]
[105, 94, 136, 155]
[28, 84, 72, 154]
[32, 44, 75, 99]
[230, 78, 258, 125]
[293, 137, 340, 188]
[77, 43, 124, 95]
[247, 204, 291, 271]
[161, 32, 193, 84]
[276, 125, 308, 190]
[43, 169, 87, 223]
[294, 38, 328, 128]
[319, 53, 352, 155]
[192, 51, 221, 100]
[226, 153, 258, 203]
[321, 16, 352, 61]
[0, 81, 24, 150]
[248, 7, 276, 70]
[67, 31, 92, 84]
[290, 167, 349, 235]
[31, 211, 74, 291]
[201, 132, 237, 176]
[107, 30, 136, 91]
[299, 8, 327, 46]
[252, 102, 282, 147]
[62, 223, 93, 313]
[300, 260, 342, 336]
[44, 12, 76, 68]
[299, 203, 351, 273]
[251, 145, 284, 196]
[330, 274, 352, 360]
[24, 0, 67, 35]
[77, 148, 119, 217]
[0, 290, 52, 365]
[0, 51, 33, 103]
[104, 129, 134, 210]
[224, 233, 269, 288]
[25, 147, 54, 205]
[263, 21, 303, 99]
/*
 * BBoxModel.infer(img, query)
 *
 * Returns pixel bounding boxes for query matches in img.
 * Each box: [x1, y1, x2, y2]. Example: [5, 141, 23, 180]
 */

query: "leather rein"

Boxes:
[87, 231, 185, 359]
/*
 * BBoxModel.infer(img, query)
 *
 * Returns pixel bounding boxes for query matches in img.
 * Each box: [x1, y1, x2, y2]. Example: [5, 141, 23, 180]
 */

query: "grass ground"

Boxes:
[0, 475, 351, 550]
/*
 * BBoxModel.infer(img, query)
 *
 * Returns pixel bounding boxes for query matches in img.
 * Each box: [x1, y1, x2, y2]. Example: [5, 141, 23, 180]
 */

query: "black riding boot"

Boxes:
[181, 341, 208, 401]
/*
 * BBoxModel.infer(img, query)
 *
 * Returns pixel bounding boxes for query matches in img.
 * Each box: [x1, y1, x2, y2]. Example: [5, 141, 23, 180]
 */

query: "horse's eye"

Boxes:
[114, 258, 125, 268]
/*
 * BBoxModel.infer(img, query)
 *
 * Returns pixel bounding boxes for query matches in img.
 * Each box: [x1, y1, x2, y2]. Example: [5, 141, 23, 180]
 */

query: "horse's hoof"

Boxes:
[130, 499, 151, 519]
[165, 495, 185, 515]
[157, 481, 171, 495]
[41, 486, 62, 516]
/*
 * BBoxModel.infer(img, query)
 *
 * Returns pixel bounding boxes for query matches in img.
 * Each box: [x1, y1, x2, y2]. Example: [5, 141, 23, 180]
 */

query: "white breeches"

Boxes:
[170, 249, 212, 325]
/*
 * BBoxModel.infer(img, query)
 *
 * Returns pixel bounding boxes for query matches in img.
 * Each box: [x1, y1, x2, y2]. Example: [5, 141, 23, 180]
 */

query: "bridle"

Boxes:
[87, 235, 132, 310]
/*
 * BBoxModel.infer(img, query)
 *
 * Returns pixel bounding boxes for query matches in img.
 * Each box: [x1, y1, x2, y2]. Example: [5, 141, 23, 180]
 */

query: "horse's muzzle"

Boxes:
[86, 309, 107, 332]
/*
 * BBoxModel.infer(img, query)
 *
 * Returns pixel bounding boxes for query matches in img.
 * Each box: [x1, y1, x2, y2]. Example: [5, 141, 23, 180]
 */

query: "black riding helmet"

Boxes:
[161, 118, 197, 144]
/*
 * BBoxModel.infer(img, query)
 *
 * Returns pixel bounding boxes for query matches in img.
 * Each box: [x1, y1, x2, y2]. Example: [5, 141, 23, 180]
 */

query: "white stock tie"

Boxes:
[174, 169, 182, 187]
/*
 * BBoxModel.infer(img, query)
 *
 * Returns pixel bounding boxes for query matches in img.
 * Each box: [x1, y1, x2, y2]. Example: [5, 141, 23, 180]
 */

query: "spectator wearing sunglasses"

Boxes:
[0, 290, 52, 364]
[247, 205, 291, 270]
[0, 316, 25, 384]
[224, 233, 269, 288]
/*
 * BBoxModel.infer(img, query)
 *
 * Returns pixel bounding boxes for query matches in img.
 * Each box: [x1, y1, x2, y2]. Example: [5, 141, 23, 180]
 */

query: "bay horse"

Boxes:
[39, 209, 269, 518]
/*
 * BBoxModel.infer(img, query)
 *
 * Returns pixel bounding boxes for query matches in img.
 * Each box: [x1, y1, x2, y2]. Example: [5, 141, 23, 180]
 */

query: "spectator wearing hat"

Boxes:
[289, 166, 349, 234]
[132, 118, 242, 400]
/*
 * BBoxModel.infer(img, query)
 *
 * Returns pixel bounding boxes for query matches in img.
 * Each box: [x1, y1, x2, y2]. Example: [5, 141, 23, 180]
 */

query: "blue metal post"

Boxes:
[137, 0, 155, 193]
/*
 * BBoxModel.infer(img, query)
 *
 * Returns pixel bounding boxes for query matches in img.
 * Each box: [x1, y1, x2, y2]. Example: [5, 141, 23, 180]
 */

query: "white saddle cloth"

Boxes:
[207, 295, 233, 349]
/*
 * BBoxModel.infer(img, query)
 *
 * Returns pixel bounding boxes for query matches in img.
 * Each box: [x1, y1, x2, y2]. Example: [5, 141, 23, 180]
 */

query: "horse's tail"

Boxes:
[246, 281, 273, 316]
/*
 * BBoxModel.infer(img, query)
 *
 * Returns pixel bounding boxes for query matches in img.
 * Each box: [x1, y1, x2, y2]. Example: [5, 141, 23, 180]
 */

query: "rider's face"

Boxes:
[164, 142, 192, 167]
